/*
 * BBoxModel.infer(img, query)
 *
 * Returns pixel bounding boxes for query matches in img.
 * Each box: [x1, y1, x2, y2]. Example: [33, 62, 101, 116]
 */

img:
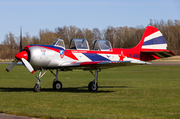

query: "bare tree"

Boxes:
[103, 26, 115, 47]
[56, 26, 69, 48]
[1, 32, 18, 59]
[92, 28, 101, 40]
[1, 19, 180, 59]
[83, 28, 94, 49]
[39, 29, 60, 45]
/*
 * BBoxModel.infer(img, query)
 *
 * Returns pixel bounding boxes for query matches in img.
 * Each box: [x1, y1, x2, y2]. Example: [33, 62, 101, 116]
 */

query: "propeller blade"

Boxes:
[21, 58, 35, 74]
[6, 59, 19, 72]
[20, 26, 22, 52]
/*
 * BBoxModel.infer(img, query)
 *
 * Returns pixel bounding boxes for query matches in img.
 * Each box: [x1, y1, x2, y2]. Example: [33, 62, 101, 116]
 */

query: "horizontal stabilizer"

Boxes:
[140, 50, 175, 61]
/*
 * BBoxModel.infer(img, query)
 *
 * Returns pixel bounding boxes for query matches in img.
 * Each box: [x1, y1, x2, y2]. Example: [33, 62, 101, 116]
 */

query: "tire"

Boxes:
[53, 81, 62, 90]
[88, 81, 98, 91]
[33, 84, 41, 92]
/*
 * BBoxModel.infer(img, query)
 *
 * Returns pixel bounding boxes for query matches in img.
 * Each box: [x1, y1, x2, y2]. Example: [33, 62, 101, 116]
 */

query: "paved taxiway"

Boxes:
[150, 62, 180, 65]
[0, 113, 38, 119]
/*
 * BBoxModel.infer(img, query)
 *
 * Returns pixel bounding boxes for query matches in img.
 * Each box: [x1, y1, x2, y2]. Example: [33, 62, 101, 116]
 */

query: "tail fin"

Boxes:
[135, 26, 167, 51]
[135, 26, 175, 61]
[141, 26, 167, 50]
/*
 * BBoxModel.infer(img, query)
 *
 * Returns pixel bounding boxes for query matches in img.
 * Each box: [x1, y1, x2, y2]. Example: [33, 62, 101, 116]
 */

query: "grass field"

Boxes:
[0, 64, 180, 119]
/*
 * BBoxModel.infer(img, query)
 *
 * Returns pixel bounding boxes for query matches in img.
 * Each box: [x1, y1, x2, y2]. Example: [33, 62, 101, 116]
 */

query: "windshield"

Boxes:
[52, 39, 58, 45]
[76, 39, 89, 49]
[52, 38, 65, 49]
[69, 39, 89, 50]
[92, 40, 112, 51]
[99, 40, 111, 50]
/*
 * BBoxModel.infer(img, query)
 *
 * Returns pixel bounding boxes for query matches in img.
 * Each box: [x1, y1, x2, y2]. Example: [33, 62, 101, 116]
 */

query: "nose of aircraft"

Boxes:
[15, 51, 28, 60]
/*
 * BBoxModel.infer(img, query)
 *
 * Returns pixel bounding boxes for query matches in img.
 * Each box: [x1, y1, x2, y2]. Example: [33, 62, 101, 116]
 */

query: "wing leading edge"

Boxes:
[60, 60, 150, 70]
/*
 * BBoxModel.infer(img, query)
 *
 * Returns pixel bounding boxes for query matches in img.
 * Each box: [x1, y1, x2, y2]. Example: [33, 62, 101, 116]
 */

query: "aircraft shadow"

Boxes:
[0, 86, 129, 93]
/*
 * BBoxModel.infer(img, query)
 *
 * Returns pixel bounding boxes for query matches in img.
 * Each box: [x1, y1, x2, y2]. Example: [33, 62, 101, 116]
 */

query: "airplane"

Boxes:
[6, 26, 175, 92]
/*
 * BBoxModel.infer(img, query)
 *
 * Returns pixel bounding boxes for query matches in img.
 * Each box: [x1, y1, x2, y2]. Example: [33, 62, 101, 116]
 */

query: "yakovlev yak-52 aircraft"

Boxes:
[6, 26, 175, 92]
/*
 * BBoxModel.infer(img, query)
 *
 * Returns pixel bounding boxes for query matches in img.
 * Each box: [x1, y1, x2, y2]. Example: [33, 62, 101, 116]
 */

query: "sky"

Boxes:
[0, 0, 180, 43]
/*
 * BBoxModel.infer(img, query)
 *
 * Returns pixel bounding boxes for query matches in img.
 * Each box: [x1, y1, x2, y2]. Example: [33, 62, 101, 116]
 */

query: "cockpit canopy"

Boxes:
[52, 38, 65, 49]
[52, 38, 112, 51]
[92, 40, 112, 51]
[69, 39, 90, 50]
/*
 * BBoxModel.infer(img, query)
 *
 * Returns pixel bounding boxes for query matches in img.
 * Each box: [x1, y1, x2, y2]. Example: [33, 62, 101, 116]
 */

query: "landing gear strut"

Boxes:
[88, 69, 100, 91]
[33, 68, 100, 92]
[51, 69, 62, 90]
[33, 69, 62, 92]
[33, 69, 48, 92]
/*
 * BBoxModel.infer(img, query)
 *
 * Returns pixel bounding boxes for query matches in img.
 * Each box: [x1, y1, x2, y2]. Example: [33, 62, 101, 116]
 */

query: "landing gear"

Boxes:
[33, 83, 41, 92]
[88, 69, 100, 91]
[53, 81, 62, 90]
[33, 68, 100, 92]
[51, 69, 62, 90]
[88, 81, 98, 91]
[33, 69, 48, 92]
[33, 69, 62, 92]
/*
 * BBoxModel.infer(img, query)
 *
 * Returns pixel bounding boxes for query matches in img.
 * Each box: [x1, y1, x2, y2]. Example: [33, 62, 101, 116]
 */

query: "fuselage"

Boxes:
[21, 44, 140, 70]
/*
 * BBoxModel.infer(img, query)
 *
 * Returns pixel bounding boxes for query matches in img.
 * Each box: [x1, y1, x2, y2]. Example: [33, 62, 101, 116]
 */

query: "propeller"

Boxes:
[20, 26, 22, 52]
[21, 58, 35, 74]
[6, 59, 19, 72]
[6, 27, 35, 74]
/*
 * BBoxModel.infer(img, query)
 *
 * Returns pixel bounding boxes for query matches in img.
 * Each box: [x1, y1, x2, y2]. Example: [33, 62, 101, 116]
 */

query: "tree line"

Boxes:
[0, 19, 180, 59]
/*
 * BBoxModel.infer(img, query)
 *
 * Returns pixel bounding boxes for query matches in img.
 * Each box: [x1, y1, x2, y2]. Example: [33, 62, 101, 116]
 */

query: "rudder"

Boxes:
[134, 26, 167, 51]
[142, 26, 167, 50]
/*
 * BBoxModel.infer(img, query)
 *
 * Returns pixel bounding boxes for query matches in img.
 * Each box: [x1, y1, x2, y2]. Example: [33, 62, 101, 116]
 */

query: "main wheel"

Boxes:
[53, 81, 62, 90]
[33, 84, 41, 92]
[88, 81, 98, 91]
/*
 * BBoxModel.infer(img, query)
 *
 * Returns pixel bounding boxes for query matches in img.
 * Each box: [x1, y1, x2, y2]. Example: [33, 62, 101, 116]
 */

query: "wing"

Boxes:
[60, 60, 150, 70]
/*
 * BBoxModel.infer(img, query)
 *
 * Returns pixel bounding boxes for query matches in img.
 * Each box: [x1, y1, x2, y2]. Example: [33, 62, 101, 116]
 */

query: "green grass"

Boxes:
[0, 64, 180, 119]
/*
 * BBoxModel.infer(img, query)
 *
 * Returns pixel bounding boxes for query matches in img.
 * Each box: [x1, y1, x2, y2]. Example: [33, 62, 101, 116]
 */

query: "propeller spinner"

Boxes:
[6, 27, 35, 74]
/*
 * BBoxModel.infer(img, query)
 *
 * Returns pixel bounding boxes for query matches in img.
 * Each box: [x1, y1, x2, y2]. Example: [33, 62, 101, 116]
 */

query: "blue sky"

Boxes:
[0, 0, 179, 43]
